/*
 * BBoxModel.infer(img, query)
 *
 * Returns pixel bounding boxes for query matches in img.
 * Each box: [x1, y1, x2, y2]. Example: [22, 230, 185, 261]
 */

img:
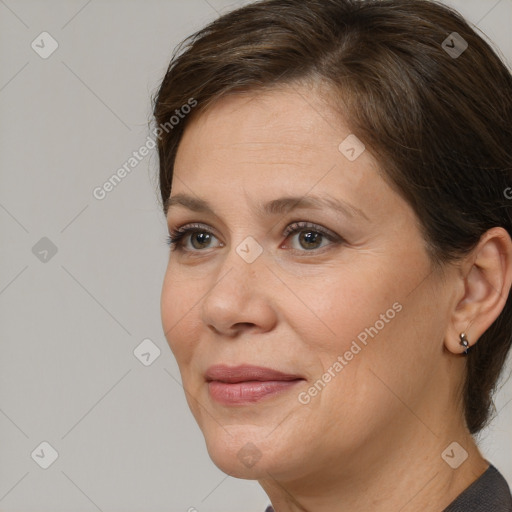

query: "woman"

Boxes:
[153, 0, 512, 510]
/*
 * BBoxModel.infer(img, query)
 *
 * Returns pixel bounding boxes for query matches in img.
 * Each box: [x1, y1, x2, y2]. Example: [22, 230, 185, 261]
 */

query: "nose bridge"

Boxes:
[200, 234, 272, 333]
[212, 234, 265, 298]
[234, 233, 265, 271]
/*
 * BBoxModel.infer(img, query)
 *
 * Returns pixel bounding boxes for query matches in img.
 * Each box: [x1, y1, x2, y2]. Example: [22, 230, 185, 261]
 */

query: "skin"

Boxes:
[160, 82, 512, 512]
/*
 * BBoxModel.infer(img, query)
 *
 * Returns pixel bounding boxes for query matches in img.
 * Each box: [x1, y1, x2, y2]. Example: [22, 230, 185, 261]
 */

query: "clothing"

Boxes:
[263, 464, 512, 512]
[443, 464, 512, 512]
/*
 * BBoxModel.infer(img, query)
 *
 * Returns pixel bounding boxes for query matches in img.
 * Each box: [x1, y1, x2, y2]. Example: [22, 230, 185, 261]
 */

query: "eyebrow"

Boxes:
[165, 193, 369, 221]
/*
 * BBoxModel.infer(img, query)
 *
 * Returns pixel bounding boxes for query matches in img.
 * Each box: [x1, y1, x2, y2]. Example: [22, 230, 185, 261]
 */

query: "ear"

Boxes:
[445, 227, 512, 355]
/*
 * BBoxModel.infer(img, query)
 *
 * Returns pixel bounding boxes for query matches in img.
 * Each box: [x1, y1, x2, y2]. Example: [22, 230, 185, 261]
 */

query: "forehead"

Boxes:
[168, 86, 426, 256]
[175, 86, 374, 184]
[170, 85, 406, 227]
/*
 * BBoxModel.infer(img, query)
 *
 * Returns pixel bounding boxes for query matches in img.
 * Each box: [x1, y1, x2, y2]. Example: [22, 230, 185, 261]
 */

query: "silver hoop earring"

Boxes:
[459, 332, 469, 355]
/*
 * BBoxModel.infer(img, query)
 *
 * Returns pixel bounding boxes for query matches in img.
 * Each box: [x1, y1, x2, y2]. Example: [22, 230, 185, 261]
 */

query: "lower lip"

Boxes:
[208, 379, 303, 405]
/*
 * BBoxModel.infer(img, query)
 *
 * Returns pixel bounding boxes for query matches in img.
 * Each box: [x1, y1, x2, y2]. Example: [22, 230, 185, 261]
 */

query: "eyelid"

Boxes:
[282, 221, 341, 242]
[171, 222, 218, 237]
[167, 222, 222, 251]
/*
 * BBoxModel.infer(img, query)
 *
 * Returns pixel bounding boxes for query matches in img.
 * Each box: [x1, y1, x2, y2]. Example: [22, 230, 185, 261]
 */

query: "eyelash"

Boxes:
[165, 221, 342, 254]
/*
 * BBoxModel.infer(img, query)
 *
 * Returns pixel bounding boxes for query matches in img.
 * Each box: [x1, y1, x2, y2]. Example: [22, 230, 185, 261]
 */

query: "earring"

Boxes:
[459, 332, 469, 354]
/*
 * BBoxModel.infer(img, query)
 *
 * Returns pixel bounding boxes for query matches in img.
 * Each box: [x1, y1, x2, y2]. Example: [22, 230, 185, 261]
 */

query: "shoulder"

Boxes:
[264, 465, 512, 512]
[443, 464, 512, 512]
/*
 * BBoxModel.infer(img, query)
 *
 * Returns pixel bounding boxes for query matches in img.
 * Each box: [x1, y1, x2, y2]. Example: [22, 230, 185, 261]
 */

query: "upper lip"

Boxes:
[205, 364, 304, 383]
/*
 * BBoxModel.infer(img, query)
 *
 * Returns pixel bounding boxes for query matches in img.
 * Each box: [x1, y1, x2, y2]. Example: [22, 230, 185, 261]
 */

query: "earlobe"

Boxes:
[445, 227, 512, 356]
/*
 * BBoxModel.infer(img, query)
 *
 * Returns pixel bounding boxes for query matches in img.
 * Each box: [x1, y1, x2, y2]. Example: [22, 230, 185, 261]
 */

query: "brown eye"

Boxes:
[298, 230, 324, 250]
[166, 223, 222, 252]
[283, 221, 341, 252]
[190, 231, 213, 249]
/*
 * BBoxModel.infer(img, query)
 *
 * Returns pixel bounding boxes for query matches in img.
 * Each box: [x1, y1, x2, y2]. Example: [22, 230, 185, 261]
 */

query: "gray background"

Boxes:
[0, 1, 511, 511]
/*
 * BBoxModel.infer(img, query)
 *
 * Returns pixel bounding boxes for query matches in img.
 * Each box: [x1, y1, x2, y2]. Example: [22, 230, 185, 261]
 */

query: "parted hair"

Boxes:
[152, 0, 512, 434]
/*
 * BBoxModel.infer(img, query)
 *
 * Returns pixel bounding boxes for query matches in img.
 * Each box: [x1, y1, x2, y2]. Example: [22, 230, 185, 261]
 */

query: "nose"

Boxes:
[200, 246, 278, 337]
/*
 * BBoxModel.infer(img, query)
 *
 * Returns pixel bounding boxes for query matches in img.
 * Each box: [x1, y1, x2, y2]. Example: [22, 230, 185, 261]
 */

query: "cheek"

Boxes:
[290, 263, 404, 356]
[307, 272, 444, 434]
[290, 259, 423, 403]
[160, 266, 202, 363]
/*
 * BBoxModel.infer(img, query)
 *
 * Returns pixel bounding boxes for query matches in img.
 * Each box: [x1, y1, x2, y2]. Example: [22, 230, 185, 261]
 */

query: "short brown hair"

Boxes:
[152, 0, 512, 434]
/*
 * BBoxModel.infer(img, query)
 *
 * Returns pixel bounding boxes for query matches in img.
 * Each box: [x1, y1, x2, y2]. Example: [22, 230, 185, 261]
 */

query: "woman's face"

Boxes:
[161, 85, 457, 482]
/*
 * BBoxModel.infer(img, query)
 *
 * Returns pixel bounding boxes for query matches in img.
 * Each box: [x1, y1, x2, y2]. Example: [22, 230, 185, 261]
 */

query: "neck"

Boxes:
[258, 417, 488, 512]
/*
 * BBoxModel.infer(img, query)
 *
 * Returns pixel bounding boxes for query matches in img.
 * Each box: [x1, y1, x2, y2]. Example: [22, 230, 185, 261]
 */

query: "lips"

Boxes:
[205, 365, 305, 405]
[205, 364, 303, 383]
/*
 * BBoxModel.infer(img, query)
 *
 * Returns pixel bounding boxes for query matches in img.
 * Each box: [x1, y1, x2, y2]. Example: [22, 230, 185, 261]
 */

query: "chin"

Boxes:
[205, 440, 270, 479]
[201, 425, 281, 479]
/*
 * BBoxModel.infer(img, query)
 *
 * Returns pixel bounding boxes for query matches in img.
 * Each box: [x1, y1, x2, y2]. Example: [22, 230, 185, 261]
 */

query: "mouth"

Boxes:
[205, 364, 305, 405]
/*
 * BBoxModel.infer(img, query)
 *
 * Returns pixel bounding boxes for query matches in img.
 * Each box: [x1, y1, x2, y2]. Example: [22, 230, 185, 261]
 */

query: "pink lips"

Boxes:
[205, 364, 304, 405]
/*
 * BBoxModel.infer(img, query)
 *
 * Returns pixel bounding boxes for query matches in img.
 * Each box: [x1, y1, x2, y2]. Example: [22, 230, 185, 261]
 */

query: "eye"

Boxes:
[166, 221, 342, 254]
[282, 221, 341, 252]
[166, 223, 222, 252]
